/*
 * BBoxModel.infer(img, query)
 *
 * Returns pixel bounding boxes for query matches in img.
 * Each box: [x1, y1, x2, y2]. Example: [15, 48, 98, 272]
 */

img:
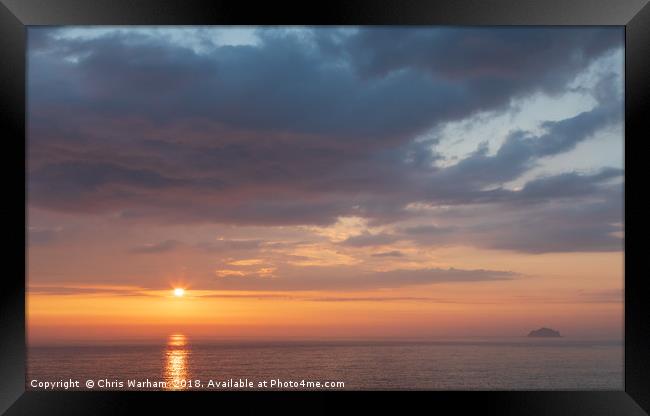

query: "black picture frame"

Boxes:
[1, 0, 648, 414]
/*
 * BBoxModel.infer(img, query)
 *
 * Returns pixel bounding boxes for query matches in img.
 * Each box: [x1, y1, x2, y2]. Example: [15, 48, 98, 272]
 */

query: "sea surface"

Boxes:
[27, 336, 623, 390]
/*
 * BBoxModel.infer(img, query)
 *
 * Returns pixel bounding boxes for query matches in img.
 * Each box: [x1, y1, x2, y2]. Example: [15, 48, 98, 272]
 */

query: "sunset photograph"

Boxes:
[26, 26, 624, 390]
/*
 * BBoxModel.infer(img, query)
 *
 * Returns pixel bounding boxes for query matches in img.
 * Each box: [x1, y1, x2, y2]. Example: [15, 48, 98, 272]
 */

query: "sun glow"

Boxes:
[173, 288, 185, 297]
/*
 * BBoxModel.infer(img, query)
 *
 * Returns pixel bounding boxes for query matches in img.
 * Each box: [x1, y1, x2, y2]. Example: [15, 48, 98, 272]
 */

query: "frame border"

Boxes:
[2, 0, 648, 414]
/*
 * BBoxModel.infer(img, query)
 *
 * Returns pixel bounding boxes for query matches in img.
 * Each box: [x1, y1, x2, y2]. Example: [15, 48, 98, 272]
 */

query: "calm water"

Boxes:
[27, 335, 623, 390]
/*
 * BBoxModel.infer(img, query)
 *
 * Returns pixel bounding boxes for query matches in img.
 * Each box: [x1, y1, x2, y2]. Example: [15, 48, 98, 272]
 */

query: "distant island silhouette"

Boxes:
[527, 327, 562, 337]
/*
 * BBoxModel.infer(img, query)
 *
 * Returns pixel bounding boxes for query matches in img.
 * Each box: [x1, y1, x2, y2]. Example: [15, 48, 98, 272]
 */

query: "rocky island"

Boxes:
[527, 327, 561, 338]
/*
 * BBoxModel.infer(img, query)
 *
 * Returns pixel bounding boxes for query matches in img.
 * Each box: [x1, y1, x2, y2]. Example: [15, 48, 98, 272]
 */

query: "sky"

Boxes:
[27, 27, 624, 343]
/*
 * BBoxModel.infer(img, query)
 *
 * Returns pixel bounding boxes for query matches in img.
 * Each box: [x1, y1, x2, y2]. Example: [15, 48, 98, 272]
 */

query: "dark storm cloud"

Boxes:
[338, 27, 621, 95]
[27, 27, 624, 252]
[28, 29, 464, 140]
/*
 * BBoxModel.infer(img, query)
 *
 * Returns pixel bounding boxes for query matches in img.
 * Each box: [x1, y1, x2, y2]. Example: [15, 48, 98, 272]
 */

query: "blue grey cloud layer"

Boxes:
[28, 27, 624, 254]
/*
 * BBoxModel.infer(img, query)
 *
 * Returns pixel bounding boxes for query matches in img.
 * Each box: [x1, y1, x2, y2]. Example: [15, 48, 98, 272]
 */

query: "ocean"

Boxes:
[27, 336, 623, 391]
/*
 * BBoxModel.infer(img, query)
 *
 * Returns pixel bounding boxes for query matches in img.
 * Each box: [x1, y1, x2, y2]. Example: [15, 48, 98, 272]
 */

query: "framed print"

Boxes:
[1, 0, 648, 414]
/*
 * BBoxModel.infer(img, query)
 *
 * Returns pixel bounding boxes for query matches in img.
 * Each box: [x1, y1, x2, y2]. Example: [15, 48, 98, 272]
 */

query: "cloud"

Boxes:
[338, 27, 622, 107]
[469, 192, 623, 253]
[193, 292, 292, 300]
[513, 168, 623, 203]
[212, 267, 516, 291]
[340, 232, 402, 247]
[307, 296, 503, 304]
[26, 27, 624, 254]
[400, 174, 622, 253]
[215, 270, 247, 278]
[399, 224, 457, 245]
[28, 285, 150, 296]
[196, 239, 263, 252]
[371, 250, 405, 258]
[576, 289, 623, 304]
[130, 239, 181, 254]
[28, 226, 63, 245]
[29, 285, 620, 305]
[129, 238, 263, 254]
[424, 97, 622, 199]
[227, 259, 263, 266]
[342, 167, 623, 253]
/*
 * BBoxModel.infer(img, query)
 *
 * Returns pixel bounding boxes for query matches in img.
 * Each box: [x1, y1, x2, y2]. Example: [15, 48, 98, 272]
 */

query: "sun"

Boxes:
[173, 288, 185, 297]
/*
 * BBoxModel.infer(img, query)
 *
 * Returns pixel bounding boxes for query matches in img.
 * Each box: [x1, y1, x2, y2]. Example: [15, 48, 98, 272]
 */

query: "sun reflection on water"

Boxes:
[163, 334, 190, 390]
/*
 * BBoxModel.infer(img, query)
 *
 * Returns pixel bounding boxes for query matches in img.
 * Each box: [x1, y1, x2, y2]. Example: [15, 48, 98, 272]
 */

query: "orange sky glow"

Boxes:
[27, 27, 624, 344]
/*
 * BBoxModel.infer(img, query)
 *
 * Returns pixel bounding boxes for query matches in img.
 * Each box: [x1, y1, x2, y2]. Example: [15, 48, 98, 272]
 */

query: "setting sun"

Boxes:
[25, 26, 625, 392]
